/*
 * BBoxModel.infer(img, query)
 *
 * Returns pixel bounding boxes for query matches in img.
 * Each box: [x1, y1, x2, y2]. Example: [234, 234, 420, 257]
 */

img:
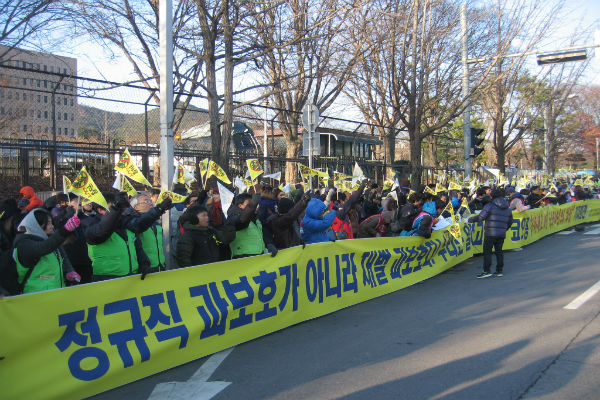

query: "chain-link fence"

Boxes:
[0, 65, 464, 198]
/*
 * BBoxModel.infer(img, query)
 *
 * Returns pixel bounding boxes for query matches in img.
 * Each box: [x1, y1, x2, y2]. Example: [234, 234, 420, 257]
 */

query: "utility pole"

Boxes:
[159, 0, 174, 267]
[460, 4, 472, 180]
[596, 137, 599, 176]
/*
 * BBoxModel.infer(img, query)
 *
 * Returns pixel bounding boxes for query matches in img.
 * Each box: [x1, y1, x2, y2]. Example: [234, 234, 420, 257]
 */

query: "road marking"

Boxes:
[556, 230, 574, 235]
[564, 280, 600, 310]
[583, 226, 600, 235]
[148, 347, 234, 400]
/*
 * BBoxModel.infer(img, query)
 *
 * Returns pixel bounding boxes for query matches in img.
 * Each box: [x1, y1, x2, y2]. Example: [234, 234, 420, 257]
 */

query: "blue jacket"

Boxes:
[468, 197, 513, 238]
[301, 198, 337, 244]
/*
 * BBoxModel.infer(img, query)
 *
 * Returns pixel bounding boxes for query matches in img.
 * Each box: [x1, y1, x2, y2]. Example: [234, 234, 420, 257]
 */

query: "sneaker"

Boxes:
[493, 272, 503, 277]
[476, 272, 492, 279]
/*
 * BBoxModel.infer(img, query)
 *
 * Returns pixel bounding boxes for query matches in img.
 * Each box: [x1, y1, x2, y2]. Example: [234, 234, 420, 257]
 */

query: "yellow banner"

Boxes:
[114, 149, 151, 186]
[424, 186, 436, 196]
[207, 161, 231, 184]
[2, 200, 600, 400]
[246, 159, 263, 181]
[70, 167, 108, 209]
[121, 176, 138, 197]
[199, 158, 209, 179]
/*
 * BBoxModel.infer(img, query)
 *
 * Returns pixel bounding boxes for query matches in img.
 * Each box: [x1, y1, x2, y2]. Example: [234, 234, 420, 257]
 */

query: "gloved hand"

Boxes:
[66, 272, 81, 283]
[63, 215, 80, 232]
[114, 192, 130, 211]
[157, 197, 173, 212]
[266, 243, 278, 257]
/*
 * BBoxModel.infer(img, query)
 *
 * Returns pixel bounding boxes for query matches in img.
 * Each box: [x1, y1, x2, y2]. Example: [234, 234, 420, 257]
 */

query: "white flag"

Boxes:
[352, 162, 366, 184]
[234, 176, 248, 193]
[282, 183, 292, 194]
[391, 179, 399, 192]
[263, 171, 281, 181]
[217, 182, 235, 216]
[112, 173, 122, 191]
[245, 169, 251, 179]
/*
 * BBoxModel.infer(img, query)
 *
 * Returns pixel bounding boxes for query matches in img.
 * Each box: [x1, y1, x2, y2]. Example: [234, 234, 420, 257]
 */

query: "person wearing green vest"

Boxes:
[86, 192, 172, 281]
[13, 208, 81, 294]
[127, 193, 169, 272]
[226, 192, 277, 259]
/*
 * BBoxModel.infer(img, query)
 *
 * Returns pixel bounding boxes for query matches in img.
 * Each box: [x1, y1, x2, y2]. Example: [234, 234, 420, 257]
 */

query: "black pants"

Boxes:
[483, 236, 504, 273]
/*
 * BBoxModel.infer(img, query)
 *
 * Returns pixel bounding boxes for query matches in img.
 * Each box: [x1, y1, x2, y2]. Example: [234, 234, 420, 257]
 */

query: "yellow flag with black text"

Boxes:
[156, 190, 188, 205]
[246, 159, 264, 181]
[114, 149, 151, 186]
[70, 167, 108, 209]
[207, 161, 231, 184]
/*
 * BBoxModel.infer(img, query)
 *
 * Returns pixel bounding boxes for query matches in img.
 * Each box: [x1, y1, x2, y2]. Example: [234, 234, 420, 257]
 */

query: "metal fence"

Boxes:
[0, 67, 463, 198]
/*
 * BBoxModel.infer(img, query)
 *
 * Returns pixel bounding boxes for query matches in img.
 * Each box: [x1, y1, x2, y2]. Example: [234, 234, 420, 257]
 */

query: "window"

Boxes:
[23, 91, 27, 99]
[63, 112, 67, 120]
[29, 109, 33, 117]
[44, 96, 48, 103]
[43, 80, 47, 88]
[63, 68, 67, 74]
[43, 65, 47, 71]
[37, 110, 41, 119]
[63, 84, 67, 91]
[15, 92, 19, 100]
[50, 66, 53, 73]
[44, 111, 48, 119]
[36, 79, 40, 87]
[37, 126, 41, 133]
[71, 114, 74, 121]
[58, 113, 61, 120]
[22, 61, 26, 68]
[71, 128, 74, 136]
[36, 64, 40, 70]
[7, 92, 11, 99]
[58, 127, 61, 135]
[63, 98, 67, 106]
[70, 99, 74, 107]
[23, 125, 27, 132]
[23, 78, 27, 85]
[37, 95, 40, 102]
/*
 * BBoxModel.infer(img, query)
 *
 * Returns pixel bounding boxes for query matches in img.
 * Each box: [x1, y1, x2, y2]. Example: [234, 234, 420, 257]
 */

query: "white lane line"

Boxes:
[148, 347, 234, 400]
[556, 231, 574, 235]
[583, 226, 600, 235]
[564, 280, 600, 310]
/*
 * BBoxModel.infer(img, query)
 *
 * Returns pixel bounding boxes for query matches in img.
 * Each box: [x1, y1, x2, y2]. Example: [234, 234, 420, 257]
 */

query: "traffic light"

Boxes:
[470, 128, 485, 157]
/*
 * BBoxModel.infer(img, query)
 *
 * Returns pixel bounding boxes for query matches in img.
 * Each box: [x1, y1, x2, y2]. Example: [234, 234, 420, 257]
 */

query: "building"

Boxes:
[0, 45, 78, 140]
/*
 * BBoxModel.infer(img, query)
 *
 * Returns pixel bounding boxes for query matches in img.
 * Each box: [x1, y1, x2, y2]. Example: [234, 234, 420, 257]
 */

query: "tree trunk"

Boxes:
[409, 136, 423, 188]
[285, 139, 302, 184]
[383, 129, 395, 179]
[219, 7, 234, 177]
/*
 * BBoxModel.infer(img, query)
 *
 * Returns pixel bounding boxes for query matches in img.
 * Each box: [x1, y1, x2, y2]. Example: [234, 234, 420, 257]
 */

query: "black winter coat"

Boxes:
[175, 222, 236, 267]
[468, 197, 514, 238]
[266, 197, 308, 249]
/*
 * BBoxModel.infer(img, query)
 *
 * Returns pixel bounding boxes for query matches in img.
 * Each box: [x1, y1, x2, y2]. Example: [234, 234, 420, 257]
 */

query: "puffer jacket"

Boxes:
[19, 186, 43, 212]
[468, 197, 513, 238]
[301, 198, 336, 244]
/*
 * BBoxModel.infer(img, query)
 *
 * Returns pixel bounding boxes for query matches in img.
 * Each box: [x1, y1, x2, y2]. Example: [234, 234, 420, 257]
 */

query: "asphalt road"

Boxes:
[91, 223, 600, 400]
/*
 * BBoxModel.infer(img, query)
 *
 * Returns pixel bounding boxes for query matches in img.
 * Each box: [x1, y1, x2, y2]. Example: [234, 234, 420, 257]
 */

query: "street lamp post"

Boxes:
[596, 137, 599, 176]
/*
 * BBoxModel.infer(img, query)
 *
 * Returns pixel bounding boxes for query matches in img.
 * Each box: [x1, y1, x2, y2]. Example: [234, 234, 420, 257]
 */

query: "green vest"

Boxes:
[229, 219, 265, 257]
[139, 225, 165, 269]
[15, 248, 64, 294]
[88, 230, 139, 276]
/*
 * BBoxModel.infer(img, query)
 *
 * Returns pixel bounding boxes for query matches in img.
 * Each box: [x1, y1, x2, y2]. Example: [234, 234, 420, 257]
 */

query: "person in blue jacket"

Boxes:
[301, 197, 337, 244]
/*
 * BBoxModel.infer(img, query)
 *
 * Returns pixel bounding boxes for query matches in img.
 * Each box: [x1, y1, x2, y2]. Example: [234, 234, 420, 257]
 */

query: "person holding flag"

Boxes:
[85, 192, 173, 281]
[13, 207, 82, 294]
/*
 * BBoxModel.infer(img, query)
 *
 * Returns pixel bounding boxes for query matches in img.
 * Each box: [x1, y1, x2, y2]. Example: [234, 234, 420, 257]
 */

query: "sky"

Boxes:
[55, 0, 600, 115]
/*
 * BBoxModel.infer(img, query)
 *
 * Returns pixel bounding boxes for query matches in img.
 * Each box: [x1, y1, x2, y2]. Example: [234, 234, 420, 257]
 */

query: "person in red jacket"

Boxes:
[19, 186, 44, 212]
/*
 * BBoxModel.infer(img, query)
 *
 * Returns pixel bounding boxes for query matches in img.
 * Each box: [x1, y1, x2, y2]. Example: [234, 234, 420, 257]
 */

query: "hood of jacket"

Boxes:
[17, 208, 48, 240]
[182, 221, 210, 233]
[423, 201, 437, 217]
[305, 198, 327, 220]
[19, 186, 36, 198]
[492, 197, 509, 209]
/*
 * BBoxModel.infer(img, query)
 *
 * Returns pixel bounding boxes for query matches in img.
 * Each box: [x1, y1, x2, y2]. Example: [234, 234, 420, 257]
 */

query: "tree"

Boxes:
[249, 0, 364, 183]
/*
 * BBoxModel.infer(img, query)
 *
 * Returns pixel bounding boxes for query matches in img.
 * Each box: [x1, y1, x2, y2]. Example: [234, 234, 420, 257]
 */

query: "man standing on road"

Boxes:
[468, 187, 513, 278]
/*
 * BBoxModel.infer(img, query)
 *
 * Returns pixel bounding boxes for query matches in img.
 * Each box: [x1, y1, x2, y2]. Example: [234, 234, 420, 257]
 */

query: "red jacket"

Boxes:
[19, 186, 43, 211]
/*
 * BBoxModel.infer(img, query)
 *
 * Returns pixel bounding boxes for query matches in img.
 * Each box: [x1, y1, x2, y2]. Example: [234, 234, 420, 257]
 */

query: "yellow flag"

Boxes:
[114, 149, 151, 186]
[62, 176, 72, 195]
[333, 171, 352, 181]
[443, 201, 454, 216]
[409, 189, 416, 196]
[448, 181, 462, 191]
[550, 183, 558, 192]
[424, 186, 436, 196]
[461, 197, 469, 209]
[435, 183, 445, 194]
[246, 159, 264, 181]
[70, 167, 108, 209]
[298, 163, 312, 178]
[81, 198, 92, 206]
[451, 213, 461, 224]
[448, 223, 461, 240]
[383, 180, 393, 190]
[207, 161, 231, 184]
[315, 169, 329, 178]
[574, 179, 583, 186]
[121, 176, 137, 197]
[583, 178, 594, 186]
[242, 178, 253, 187]
[156, 190, 188, 205]
[199, 158, 209, 179]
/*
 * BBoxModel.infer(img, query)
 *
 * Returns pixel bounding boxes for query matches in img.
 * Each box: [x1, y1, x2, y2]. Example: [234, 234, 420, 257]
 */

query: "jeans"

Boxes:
[483, 236, 504, 273]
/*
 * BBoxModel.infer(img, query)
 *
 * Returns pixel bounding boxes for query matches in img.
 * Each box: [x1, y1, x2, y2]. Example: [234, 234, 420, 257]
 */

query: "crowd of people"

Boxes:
[0, 177, 597, 296]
